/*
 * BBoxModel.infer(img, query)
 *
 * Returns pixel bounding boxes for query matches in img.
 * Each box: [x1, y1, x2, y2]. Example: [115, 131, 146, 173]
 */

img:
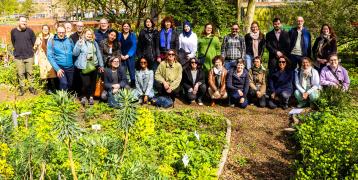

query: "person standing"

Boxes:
[178, 20, 198, 69]
[73, 29, 104, 106]
[312, 24, 337, 71]
[33, 24, 56, 94]
[100, 29, 121, 66]
[266, 17, 290, 74]
[11, 16, 36, 95]
[137, 18, 160, 70]
[245, 21, 265, 70]
[64, 22, 73, 37]
[47, 25, 75, 91]
[198, 23, 221, 73]
[159, 16, 179, 58]
[119, 22, 137, 87]
[95, 18, 111, 44]
[70, 21, 84, 44]
[70, 21, 85, 95]
[221, 23, 246, 71]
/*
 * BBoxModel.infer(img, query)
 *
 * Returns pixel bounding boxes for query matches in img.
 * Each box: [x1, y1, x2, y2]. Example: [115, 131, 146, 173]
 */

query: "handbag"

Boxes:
[82, 59, 96, 74]
[94, 76, 104, 97]
[198, 37, 214, 65]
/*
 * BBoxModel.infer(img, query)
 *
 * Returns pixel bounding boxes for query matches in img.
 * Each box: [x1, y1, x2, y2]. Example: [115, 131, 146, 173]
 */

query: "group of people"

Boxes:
[10, 15, 350, 109]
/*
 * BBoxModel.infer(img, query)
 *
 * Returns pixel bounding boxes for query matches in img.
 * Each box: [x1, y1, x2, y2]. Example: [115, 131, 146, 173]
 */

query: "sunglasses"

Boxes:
[140, 61, 147, 64]
[278, 61, 286, 64]
[168, 53, 175, 56]
[191, 61, 197, 64]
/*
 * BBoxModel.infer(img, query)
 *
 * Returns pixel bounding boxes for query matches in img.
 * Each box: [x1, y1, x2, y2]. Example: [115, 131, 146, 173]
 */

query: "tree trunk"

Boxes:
[244, 0, 256, 33]
[68, 140, 78, 180]
[120, 132, 128, 163]
[237, 0, 242, 23]
[39, 162, 46, 180]
[28, 153, 33, 180]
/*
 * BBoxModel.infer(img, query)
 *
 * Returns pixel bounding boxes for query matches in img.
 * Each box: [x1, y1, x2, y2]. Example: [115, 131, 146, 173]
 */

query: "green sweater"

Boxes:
[198, 35, 221, 73]
[155, 61, 183, 90]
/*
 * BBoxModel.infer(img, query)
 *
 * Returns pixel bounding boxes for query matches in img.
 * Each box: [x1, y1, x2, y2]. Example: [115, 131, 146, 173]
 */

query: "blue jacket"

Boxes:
[226, 69, 250, 96]
[118, 32, 137, 58]
[103, 67, 128, 91]
[289, 27, 311, 57]
[47, 35, 74, 72]
[73, 40, 104, 69]
[268, 69, 293, 94]
[95, 29, 110, 44]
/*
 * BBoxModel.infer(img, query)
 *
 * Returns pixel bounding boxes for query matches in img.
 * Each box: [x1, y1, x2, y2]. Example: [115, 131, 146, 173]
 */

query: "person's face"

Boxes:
[205, 25, 213, 35]
[123, 24, 130, 33]
[297, 17, 304, 28]
[108, 32, 117, 42]
[322, 25, 330, 35]
[85, 31, 93, 40]
[231, 25, 239, 35]
[251, 23, 259, 33]
[65, 23, 72, 33]
[236, 63, 244, 72]
[273, 21, 281, 31]
[42, 26, 49, 35]
[111, 58, 120, 68]
[145, 19, 152, 28]
[165, 21, 172, 29]
[278, 58, 287, 70]
[139, 58, 148, 69]
[253, 58, 261, 68]
[329, 56, 339, 68]
[190, 59, 198, 69]
[184, 24, 190, 32]
[302, 59, 311, 69]
[19, 17, 27, 30]
[214, 59, 223, 69]
[167, 51, 175, 63]
[76, 22, 84, 33]
[57, 27, 66, 39]
[100, 20, 109, 31]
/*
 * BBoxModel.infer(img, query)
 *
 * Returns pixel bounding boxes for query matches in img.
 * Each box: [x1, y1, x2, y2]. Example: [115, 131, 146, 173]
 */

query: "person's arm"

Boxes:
[331, 38, 337, 54]
[95, 42, 104, 67]
[221, 70, 227, 92]
[307, 31, 312, 58]
[268, 73, 276, 94]
[241, 37, 246, 59]
[154, 30, 161, 59]
[47, 39, 60, 72]
[342, 68, 350, 91]
[294, 70, 306, 94]
[136, 31, 144, 58]
[243, 73, 250, 96]
[127, 33, 137, 57]
[189, 33, 198, 58]
[170, 64, 183, 90]
[259, 72, 267, 95]
[145, 70, 154, 95]
[103, 70, 112, 90]
[154, 62, 165, 83]
[266, 33, 277, 55]
[312, 38, 319, 60]
[182, 70, 192, 90]
[259, 34, 266, 57]
[226, 70, 235, 91]
[208, 70, 217, 91]
[320, 68, 337, 87]
[10, 30, 15, 46]
[248, 71, 257, 91]
[174, 31, 179, 52]
[72, 41, 82, 57]
[135, 71, 142, 93]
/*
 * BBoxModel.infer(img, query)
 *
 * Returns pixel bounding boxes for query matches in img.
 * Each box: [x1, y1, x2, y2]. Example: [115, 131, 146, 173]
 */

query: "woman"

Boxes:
[137, 18, 160, 70]
[268, 56, 293, 109]
[159, 16, 179, 58]
[154, 49, 182, 101]
[134, 57, 154, 104]
[33, 24, 56, 94]
[294, 57, 320, 108]
[104, 56, 128, 107]
[208, 55, 228, 106]
[245, 21, 265, 70]
[227, 59, 249, 108]
[312, 24, 337, 71]
[100, 29, 121, 67]
[178, 21, 198, 69]
[198, 23, 221, 73]
[119, 22, 137, 87]
[73, 28, 104, 106]
[182, 58, 206, 105]
[320, 54, 350, 91]
[248, 56, 267, 107]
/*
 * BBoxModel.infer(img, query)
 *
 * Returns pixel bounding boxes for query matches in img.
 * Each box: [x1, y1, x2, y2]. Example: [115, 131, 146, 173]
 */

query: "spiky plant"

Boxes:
[49, 90, 81, 180]
[114, 89, 138, 162]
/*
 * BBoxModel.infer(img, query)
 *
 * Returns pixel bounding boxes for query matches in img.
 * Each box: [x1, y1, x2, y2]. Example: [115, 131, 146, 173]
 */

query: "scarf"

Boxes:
[160, 28, 172, 49]
[300, 67, 313, 90]
[182, 21, 192, 38]
[144, 28, 154, 42]
[213, 67, 223, 87]
[250, 31, 260, 57]
[317, 34, 332, 57]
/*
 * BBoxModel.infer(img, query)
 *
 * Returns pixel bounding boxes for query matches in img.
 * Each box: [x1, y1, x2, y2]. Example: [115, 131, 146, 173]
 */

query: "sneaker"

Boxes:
[29, 87, 37, 95]
[197, 99, 203, 106]
[19, 88, 25, 96]
[80, 97, 87, 106]
[89, 97, 94, 106]
[210, 101, 215, 107]
[282, 104, 289, 110]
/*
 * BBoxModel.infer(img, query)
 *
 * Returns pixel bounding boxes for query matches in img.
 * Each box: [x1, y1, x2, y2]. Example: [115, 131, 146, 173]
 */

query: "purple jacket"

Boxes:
[320, 65, 350, 91]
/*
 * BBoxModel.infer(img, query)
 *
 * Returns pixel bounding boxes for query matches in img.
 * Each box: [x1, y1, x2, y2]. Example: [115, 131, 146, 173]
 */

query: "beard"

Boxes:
[19, 25, 26, 31]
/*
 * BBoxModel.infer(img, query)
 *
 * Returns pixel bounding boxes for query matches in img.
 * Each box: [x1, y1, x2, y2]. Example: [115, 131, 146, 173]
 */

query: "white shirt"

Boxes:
[179, 32, 198, 59]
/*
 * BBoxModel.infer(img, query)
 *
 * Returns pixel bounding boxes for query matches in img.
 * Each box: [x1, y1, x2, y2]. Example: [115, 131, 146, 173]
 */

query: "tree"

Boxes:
[20, 0, 34, 17]
[0, 0, 18, 16]
[243, 0, 256, 33]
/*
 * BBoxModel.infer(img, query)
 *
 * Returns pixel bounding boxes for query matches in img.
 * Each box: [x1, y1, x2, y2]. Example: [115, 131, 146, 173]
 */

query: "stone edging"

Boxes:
[217, 118, 232, 178]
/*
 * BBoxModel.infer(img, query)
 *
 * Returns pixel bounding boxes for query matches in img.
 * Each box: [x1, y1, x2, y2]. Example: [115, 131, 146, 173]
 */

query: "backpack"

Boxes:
[151, 96, 173, 108]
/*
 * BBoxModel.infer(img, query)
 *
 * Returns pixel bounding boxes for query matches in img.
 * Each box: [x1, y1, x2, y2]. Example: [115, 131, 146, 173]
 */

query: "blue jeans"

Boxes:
[58, 67, 74, 90]
[224, 59, 237, 72]
[123, 56, 136, 83]
[245, 54, 254, 70]
[230, 91, 248, 108]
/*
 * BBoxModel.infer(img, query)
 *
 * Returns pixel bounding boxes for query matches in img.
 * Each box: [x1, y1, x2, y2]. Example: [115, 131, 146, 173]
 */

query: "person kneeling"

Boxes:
[134, 57, 154, 104]
[208, 55, 228, 106]
[227, 59, 249, 108]
[182, 58, 206, 105]
[103, 57, 128, 107]
[248, 56, 267, 107]
[294, 57, 320, 108]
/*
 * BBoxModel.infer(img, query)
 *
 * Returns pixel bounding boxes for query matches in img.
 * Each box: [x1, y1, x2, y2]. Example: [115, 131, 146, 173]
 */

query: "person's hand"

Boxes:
[256, 91, 262, 98]
[302, 92, 309, 100]
[276, 51, 283, 57]
[143, 95, 148, 104]
[98, 67, 104, 73]
[113, 88, 119, 94]
[194, 84, 199, 92]
[213, 90, 221, 99]
[188, 88, 193, 92]
[166, 87, 172, 93]
[193, 89, 197, 95]
[220, 89, 226, 96]
[157, 57, 162, 63]
[239, 97, 245, 104]
[163, 82, 169, 90]
[57, 69, 64, 78]
[238, 90, 243, 97]
[271, 93, 276, 99]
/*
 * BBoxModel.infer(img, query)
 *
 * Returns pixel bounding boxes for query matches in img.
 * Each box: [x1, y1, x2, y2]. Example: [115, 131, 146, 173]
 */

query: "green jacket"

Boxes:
[155, 61, 183, 90]
[198, 35, 221, 73]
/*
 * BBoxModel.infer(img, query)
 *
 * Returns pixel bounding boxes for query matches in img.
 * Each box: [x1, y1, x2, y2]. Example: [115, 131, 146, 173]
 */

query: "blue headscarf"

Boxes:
[182, 21, 192, 38]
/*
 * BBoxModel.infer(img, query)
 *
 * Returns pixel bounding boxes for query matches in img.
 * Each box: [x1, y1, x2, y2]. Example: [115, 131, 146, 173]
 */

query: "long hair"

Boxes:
[121, 21, 133, 33]
[143, 18, 155, 29]
[201, 23, 216, 36]
[82, 28, 96, 41]
[320, 24, 336, 39]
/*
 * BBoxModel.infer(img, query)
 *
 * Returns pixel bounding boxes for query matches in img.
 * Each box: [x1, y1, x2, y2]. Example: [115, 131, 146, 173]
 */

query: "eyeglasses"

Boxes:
[278, 61, 286, 64]
[168, 53, 175, 56]
[191, 61, 197, 64]
[58, 32, 65, 34]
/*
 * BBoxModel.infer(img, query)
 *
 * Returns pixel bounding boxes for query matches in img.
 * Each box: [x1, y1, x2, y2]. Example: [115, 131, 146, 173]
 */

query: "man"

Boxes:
[47, 25, 75, 90]
[11, 16, 36, 95]
[289, 16, 311, 70]
[221, 23, 246, 71]
[70, 21, 84, 43]
[95, 18, 111, 44]
[266, 17, 290, 74]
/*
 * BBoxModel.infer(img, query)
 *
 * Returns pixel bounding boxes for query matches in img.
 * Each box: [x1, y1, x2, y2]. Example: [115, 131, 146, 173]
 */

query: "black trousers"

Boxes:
[184, 84, 206, 101]
[154, 81, 180, 101]
[80, 70, 97, 98]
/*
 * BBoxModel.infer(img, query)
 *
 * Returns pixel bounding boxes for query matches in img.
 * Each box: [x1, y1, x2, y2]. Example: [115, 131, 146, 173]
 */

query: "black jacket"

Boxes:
[312, 36, 337, 60]
[103, 67, 128, 91]
[182, 68, 206, 91]
[159, 29, 179, 54]
[244, 33, 266, 57]
[11, 28, 36, 59]
[137, 28, 160, 61]
[266, 29, 290, 61]
[100, 39, 122, 66]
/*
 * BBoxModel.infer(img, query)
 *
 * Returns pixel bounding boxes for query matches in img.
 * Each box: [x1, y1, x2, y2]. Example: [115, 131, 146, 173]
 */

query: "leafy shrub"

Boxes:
[313, 87, 352, 114]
